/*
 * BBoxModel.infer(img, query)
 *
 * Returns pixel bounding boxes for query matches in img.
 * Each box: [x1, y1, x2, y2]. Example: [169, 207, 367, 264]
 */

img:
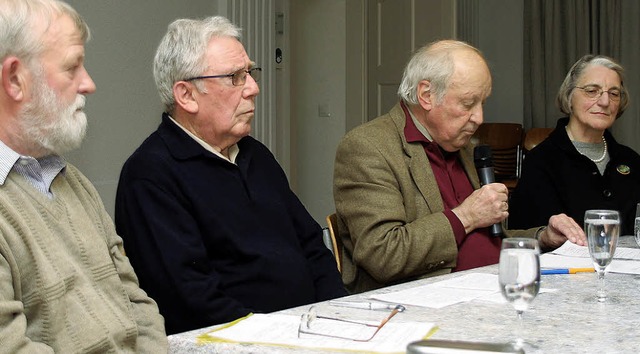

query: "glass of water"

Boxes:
[635, 203, 640, 247]
[585, 209, 620, 302]
[499, 238, 540, 349]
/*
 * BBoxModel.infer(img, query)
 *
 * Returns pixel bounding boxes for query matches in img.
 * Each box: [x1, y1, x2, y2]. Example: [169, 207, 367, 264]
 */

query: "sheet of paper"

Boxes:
[198, 313, 434, 353]
[551, 240, 640, 260]
[543, 241, 640, 274]
[371, 273, 559, 308]
[540, 253, 594, 268]
[607, 259, 640, 274]
[371, 273, 498, 309]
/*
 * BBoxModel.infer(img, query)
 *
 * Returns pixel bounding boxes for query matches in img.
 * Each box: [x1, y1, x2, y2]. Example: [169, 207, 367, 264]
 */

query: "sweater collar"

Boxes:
[157, 112, 245, 164]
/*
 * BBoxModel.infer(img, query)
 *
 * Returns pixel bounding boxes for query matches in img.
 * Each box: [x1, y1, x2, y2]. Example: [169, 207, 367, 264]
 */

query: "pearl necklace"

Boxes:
[590, 135, 608, 163]
[565, 126, 608, 163]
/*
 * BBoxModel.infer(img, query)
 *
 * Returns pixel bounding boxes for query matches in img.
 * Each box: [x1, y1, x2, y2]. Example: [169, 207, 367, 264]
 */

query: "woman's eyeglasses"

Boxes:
[576, 85, 623, 102]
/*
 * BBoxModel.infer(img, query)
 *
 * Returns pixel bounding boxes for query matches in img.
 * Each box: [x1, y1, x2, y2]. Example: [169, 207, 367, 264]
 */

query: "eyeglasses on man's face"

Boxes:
[297, 304, 404, 342]
[576, 84, 623, 102]
[183, 67, 261, 86]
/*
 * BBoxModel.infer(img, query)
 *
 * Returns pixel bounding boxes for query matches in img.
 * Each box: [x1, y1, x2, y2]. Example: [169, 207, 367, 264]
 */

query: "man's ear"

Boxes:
[417, 80, 433, 111]
[173, 81, 199, 114]
[1, 56, 26, 101]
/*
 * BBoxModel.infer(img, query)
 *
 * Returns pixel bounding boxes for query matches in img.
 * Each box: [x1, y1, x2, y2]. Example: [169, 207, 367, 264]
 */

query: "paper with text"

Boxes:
[371, 273, 556, 308]
[543, 241, 640, 274]
[371, 273, 499, 309]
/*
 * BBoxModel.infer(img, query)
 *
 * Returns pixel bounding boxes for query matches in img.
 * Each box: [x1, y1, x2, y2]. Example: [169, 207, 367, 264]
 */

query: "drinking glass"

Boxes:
[499, 238, 540, 349]
[585, 209, 620, 302]
[634, 203, 640, 247]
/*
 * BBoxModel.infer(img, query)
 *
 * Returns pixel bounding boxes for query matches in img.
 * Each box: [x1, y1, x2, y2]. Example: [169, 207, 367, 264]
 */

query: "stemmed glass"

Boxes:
[499, 238, 540, 349]
[585, 209, 620, 302]
[634, 203, 640, 247]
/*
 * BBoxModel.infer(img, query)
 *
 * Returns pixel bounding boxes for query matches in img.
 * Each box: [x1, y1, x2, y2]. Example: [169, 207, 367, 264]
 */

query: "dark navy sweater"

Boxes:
[115, 113, 346, 334]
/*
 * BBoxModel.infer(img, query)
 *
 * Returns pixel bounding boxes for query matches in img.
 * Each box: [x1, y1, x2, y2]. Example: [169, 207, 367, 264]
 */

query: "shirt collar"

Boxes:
[402, 101, 434, 143]
[0, 139, 20, 185]
[0, 138, 66, 186]
[167, 115, 240, 164]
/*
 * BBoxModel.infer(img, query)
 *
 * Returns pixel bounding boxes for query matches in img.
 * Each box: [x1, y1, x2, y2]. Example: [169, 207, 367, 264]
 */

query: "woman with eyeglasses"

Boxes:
[509, 54, 640, 236]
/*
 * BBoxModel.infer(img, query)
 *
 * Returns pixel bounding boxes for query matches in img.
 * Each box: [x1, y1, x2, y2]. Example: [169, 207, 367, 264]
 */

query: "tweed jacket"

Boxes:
[334, 103, 533, 293]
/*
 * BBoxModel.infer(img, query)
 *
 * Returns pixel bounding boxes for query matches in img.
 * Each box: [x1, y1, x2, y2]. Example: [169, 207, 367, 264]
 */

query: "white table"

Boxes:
[169, 236, 640, 353]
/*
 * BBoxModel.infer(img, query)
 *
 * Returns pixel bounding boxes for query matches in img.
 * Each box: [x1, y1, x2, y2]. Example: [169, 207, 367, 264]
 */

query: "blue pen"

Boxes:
[541, 268, 595, 275]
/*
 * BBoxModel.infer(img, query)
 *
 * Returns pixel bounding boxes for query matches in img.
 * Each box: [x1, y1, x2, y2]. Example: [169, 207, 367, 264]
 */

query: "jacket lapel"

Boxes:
[389, 104, 445, 212]
[389, 103, 482, 211]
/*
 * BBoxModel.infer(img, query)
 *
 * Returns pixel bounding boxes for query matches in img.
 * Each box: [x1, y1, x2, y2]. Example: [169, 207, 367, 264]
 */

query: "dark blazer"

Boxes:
[510, 117, 640, 235]
[115, 113, 346, 334]
[334, 103, 533, 293]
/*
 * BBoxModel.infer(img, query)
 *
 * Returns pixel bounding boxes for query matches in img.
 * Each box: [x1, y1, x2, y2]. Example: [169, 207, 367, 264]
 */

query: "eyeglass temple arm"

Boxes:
[354, 306, 403, 342]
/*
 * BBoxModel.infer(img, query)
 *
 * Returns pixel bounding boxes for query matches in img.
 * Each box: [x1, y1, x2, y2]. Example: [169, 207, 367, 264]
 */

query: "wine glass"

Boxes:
[585, 209, 620, 302]
[634, 203, 640, 247]
[499, 238, 540, 349]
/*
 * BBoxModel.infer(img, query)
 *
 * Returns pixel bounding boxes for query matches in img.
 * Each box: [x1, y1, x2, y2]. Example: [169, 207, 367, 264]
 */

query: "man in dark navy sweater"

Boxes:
[115, 16, 346, 335]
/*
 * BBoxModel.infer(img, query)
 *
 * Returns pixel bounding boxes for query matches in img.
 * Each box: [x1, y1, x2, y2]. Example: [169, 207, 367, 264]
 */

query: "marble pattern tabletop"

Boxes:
[168, 236, 640, 353]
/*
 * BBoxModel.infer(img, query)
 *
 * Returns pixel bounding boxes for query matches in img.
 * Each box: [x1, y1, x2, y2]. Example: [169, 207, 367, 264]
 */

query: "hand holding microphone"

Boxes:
[451, 145, 509, 236]
[473, 144, 505, 237]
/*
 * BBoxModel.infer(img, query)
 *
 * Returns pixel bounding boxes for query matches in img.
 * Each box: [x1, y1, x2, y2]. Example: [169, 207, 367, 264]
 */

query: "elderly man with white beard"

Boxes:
[0, 0, 167, 352]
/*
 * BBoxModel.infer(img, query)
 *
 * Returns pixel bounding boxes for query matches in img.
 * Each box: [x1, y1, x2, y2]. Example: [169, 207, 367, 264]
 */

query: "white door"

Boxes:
[347, 0, 455, 127]
[220, 0, 291, 176]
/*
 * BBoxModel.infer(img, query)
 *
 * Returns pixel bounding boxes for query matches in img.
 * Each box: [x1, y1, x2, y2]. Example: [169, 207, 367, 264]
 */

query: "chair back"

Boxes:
[325, 213, 342, 273]
[471, 123, 524, 191]
[524, 127, 553, 153]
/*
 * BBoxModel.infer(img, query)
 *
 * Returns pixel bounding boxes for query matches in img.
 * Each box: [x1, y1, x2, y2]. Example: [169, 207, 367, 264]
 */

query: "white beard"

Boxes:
[18, 73, 88, 156]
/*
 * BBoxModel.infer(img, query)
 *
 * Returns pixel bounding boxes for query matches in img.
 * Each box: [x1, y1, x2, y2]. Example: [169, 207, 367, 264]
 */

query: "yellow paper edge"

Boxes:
[196, 313, 439, 354]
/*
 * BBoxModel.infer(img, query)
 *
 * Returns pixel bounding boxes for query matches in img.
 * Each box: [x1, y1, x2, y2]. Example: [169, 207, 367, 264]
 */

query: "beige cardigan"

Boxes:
[0, 164, 167, 353]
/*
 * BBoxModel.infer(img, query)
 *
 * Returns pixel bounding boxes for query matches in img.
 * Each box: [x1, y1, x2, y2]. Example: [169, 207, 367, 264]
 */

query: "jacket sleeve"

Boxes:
[278, 170, 347, 300]
[333, 128, 458, 285]
[106, 234, 169, 353]
[86, 180, 169, 352]
[509, 149, 566, 230]
[0, 246, 54, 353]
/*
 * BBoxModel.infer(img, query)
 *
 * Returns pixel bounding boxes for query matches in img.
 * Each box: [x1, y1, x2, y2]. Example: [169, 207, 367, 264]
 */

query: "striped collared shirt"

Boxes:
[0, 139, 66, 198]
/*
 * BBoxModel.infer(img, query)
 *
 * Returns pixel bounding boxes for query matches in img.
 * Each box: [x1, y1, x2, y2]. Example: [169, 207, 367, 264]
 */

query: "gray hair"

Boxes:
[153, 16, 241, 113]
[0, 0, 90, 68]
[398, 39, 484, 106]
[557, 54, 629, 118]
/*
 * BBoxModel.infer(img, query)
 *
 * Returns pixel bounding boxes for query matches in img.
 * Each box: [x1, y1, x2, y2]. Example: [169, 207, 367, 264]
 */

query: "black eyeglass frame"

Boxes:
[183, 67, 262, 86]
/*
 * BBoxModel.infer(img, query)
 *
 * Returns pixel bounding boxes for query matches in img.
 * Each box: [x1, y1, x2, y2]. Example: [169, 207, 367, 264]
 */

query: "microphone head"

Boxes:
[474, 144, 494, 168]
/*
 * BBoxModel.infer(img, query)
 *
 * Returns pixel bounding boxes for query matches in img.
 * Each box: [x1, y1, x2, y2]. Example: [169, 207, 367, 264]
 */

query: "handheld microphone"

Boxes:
[473, 144, 503, 237]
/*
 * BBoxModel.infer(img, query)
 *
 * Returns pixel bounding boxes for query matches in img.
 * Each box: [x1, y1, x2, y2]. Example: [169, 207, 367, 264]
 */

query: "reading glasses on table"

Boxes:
[297, 302, 405, 342]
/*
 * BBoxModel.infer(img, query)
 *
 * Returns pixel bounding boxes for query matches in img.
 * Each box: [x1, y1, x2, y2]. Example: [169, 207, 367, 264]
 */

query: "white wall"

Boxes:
[64, 1, 218, 215]
[478, 0, 524, 125]
[61, 0, 522, 228]
[290, 0, 347, 224]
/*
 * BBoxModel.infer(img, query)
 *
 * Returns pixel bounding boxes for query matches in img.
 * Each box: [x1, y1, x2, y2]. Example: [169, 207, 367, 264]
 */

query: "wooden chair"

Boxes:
[523, 127, 553, 153]
[325, 213, 342, 273]
[471, 123, 524, 191]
